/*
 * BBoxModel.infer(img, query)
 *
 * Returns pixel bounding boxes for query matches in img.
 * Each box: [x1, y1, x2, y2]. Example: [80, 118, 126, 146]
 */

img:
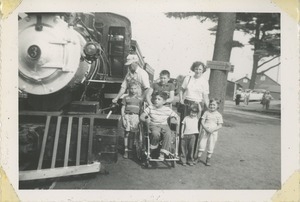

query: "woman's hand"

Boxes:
[179, 99, 184, 105]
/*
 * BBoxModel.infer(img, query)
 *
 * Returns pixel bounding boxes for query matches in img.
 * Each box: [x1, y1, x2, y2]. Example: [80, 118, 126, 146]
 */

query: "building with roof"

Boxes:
[234, 73, 281, 99]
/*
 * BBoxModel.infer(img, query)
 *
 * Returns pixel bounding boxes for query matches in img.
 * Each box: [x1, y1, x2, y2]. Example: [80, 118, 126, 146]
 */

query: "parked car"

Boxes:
[239, 89, 266, 102]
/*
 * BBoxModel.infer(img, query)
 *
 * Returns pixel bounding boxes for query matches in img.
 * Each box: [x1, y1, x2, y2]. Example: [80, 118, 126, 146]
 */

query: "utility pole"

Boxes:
[208, 13, 236, 113]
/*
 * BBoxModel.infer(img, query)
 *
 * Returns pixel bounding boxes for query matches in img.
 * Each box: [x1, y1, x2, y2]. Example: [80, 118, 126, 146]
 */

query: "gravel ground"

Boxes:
[51, 101, 281, 190]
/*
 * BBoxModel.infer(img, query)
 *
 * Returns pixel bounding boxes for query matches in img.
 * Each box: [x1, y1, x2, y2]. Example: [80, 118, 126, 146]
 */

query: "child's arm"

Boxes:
[121, 105, 125, 117]
[211, 123, 223, 133]
[145, 87, 154, 106]
[201, 119, 209, 132]
[121, 97, 126, 117]
[181, 121, 185, 138]
[165, 90, 174, 104]
[120, 99, 127, 129]
[211, 114, 223, 133]
[200, 112, 209, 132]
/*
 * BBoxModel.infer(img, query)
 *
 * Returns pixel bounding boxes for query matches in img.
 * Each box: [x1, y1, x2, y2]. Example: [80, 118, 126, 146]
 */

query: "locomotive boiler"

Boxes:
[18, 12, 154, 181]
[19, 12, 153, 111]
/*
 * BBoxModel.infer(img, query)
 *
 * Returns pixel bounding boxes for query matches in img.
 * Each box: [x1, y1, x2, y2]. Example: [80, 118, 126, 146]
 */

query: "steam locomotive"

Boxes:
[18, 13, 154, 180]
[19, 12, 154, 111]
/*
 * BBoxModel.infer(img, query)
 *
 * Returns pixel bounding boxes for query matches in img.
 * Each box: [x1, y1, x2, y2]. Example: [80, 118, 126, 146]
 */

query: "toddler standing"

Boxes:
[180, 104, 201, 166]
[197, 99, 223, 166]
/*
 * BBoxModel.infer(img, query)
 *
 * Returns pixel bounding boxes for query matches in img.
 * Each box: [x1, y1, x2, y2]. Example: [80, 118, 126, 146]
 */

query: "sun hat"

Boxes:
[125, 54, 139, 65]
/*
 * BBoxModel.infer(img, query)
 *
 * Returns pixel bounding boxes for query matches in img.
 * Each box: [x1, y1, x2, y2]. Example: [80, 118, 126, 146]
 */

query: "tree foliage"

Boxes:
[165, 12, 281, 88]
[165, 12, 218, 22]
[235, 13, 280, 88]
[236, 13, 280, 57]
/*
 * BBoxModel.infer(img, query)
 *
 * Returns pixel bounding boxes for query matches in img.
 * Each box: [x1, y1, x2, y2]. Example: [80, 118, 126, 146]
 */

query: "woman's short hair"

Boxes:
[190, 61, 206, 73]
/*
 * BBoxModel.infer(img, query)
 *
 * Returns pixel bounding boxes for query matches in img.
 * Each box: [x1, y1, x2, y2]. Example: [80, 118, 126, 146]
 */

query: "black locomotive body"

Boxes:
[18, 13, 154, 180]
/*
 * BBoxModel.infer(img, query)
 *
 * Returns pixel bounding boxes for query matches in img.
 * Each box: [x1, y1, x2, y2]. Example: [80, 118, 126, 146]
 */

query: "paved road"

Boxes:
[50, 101, 281, 190]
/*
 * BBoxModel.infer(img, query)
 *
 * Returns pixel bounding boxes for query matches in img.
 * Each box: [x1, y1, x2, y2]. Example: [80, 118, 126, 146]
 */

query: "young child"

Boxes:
[121, 81, 143, 158]
[140, 91, 179, 160]
[244, 89, 251, 105]
[197, 98, 223, 166]
[180, 104, 201, 166]
[146, 70, 175, 105]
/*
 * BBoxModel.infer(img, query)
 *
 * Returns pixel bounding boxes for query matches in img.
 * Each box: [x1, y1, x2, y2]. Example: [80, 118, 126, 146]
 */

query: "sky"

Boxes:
[118, 12, 281, 84]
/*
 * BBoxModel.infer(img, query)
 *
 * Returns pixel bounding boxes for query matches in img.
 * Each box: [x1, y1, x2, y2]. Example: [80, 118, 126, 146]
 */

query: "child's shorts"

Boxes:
[122, 114, 140, 132]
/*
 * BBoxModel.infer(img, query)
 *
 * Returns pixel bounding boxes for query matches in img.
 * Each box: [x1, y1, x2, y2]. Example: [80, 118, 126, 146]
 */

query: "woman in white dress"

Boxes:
[178, 61, 210, 118]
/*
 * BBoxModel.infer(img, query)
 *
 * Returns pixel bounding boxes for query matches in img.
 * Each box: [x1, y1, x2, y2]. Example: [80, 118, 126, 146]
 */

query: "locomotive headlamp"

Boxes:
[83, 42, 101, 61]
